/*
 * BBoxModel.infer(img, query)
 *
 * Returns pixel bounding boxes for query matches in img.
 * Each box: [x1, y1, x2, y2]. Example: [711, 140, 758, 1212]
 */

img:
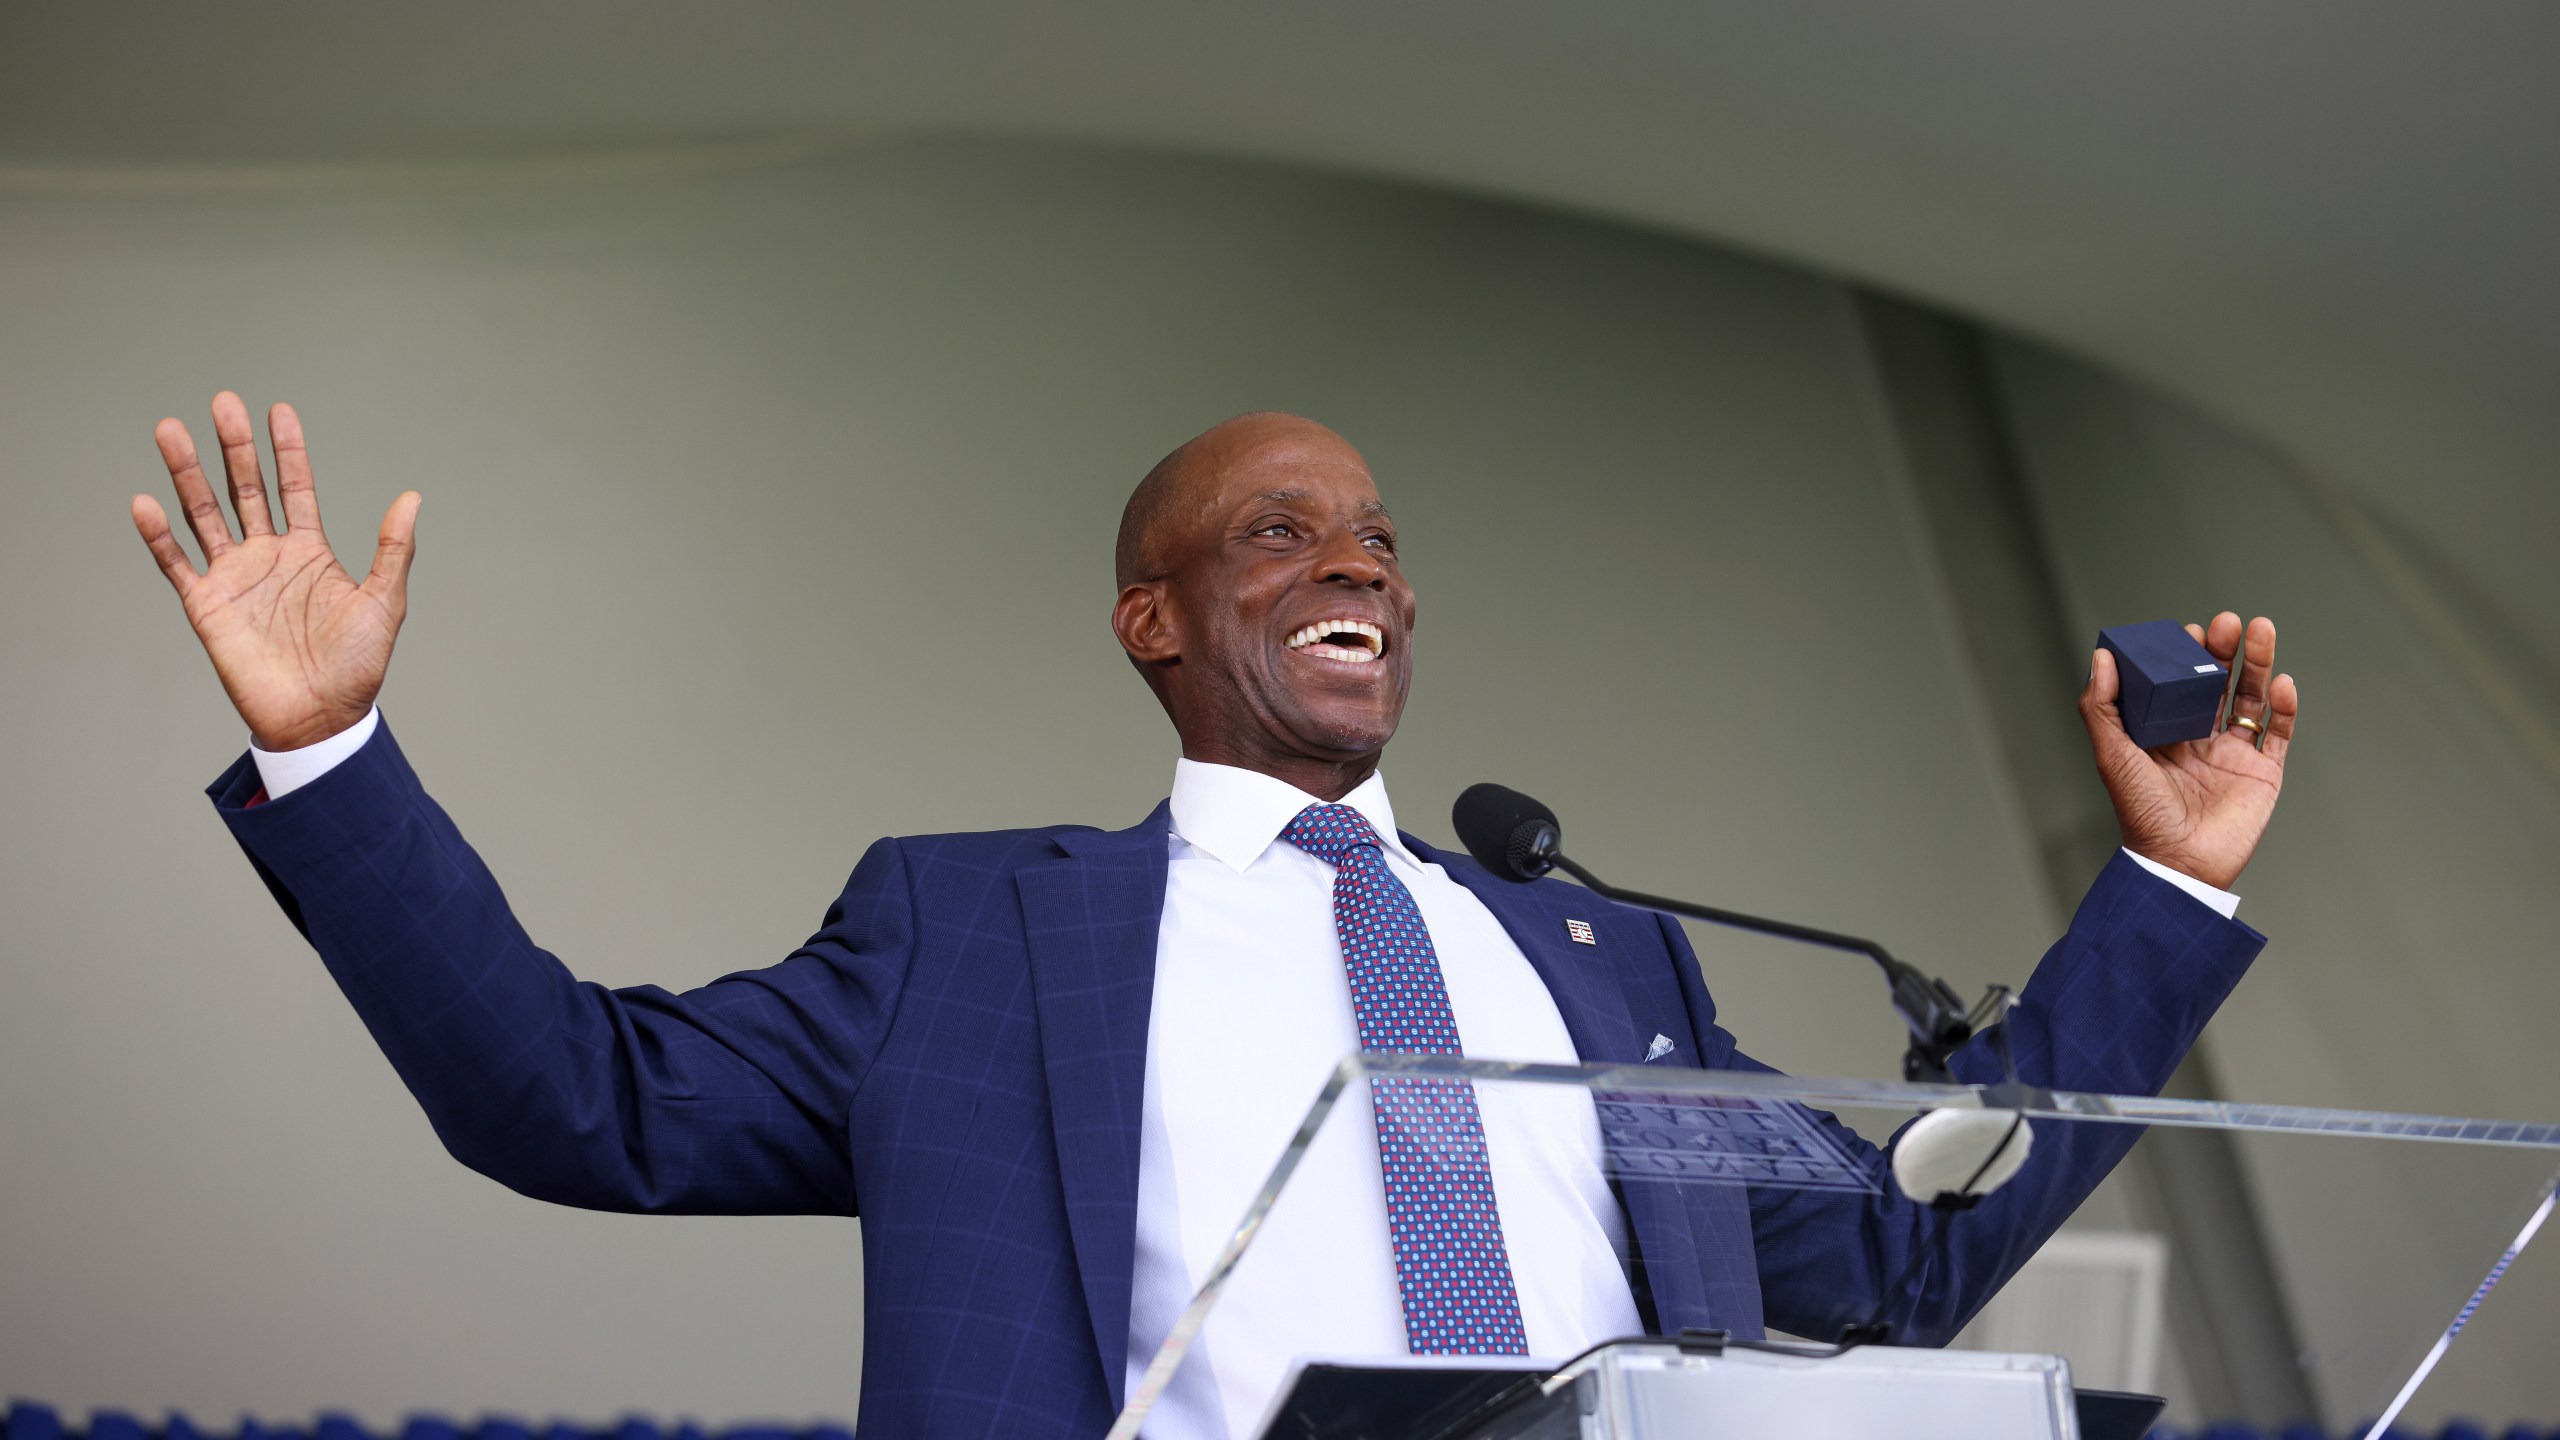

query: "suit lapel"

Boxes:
[1411, 836, 1647, 1064]
[1410, 836, 1722, 1333]
[1020, 803, 1172, 1404]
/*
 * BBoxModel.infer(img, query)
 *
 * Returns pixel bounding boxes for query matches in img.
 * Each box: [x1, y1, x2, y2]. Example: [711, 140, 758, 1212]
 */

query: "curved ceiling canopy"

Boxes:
[5, 0, 2554, 650]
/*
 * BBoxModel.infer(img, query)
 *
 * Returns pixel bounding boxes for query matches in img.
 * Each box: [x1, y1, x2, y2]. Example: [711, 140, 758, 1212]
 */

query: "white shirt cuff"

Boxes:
[2123, 847, 2241, 919]
[248, 706, 381, 800]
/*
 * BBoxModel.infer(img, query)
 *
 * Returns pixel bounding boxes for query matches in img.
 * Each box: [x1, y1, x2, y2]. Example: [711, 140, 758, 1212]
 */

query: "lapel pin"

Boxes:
[1645, 1034, 1675, 1062]
[1565, 919, 1597, 946]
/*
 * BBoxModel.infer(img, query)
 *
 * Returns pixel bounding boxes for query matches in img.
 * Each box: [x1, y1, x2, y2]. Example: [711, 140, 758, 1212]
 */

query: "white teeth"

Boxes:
[1285, 618, 1387, 657]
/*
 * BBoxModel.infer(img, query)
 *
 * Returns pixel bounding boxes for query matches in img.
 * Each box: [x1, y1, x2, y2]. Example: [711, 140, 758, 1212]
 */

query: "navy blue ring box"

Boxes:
[2097, 619, 2228, 750]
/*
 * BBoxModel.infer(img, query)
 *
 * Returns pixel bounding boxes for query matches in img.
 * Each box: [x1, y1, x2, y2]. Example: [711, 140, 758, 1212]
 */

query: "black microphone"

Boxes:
[1452, 782, 1978, 1084]
[1452, 782, 1566, 881]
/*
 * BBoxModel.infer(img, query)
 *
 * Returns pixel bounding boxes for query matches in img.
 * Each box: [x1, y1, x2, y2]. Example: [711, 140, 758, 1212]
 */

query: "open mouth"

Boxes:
[1284, 618, 1387, 664]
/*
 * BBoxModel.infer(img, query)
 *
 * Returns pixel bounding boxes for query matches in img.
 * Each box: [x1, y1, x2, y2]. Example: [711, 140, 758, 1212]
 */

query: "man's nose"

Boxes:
[1312, 529, 1387, 587]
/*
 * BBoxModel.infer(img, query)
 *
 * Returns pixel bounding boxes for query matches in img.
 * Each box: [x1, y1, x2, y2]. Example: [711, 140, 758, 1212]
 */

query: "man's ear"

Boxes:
[1113, 582, 1181, 664]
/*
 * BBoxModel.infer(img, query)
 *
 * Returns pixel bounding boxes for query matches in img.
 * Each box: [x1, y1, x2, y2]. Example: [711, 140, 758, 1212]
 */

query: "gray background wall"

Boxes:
[1, 138, 2552, 1432]
[1991, 339, 2560, 1427]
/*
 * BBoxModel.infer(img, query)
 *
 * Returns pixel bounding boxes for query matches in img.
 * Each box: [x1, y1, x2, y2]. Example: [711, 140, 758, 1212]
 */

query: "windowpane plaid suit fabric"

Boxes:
[205, 719, 2266, 1438]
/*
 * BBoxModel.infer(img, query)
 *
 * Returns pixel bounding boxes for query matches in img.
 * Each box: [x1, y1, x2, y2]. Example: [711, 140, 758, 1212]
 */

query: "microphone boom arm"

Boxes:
[1543, 852, 1977, 1084]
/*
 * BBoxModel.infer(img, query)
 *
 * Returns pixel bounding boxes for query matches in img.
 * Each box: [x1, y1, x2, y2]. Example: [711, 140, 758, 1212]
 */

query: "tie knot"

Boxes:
[1281, 803, 1383, 865]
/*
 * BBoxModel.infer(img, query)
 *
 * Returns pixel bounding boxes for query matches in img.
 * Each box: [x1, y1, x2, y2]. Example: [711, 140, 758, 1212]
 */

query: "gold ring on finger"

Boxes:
[2230, 714, 2264, 736]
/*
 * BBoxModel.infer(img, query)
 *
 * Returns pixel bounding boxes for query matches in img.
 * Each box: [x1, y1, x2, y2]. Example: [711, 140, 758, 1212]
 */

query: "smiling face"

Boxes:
[1112, 414, 1417, 801]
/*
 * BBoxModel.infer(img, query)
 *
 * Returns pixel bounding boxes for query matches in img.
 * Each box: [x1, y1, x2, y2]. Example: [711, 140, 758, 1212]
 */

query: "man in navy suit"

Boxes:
[134, 397, 2300, 1437]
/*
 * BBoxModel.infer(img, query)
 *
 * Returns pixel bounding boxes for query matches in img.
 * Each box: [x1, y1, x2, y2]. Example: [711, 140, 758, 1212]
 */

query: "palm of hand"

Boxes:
[2109, 730, 2283, 887]
[2080, 614, 2300, 892]
[184, 527, 397, 751]
[135, 395, 421, 755]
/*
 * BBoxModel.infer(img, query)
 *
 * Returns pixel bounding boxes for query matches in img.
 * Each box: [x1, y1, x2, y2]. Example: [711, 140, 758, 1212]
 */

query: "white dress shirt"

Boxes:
[249, 712, 2241, 1439]
[1127, 758, 1643, 1439]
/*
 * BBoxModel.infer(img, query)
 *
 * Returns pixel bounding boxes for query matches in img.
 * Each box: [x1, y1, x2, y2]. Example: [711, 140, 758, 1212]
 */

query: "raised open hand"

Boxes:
[2079, 612, 2299, 891]
[132, 393, 421, 753]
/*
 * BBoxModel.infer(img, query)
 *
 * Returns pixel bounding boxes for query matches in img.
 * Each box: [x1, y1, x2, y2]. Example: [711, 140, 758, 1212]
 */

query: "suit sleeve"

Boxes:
[1666, 850, 2265, 1344]
[208, 717, 916, 1217]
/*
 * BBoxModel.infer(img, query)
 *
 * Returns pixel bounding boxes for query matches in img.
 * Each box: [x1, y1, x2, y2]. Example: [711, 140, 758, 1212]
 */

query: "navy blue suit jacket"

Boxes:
[210, 720, 2262, 1436]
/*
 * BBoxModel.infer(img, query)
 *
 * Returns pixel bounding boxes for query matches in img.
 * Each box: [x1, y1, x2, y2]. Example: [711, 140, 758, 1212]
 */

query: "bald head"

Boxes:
[1106, 411, 1415, 800]
[1115, 412, 1364, 589]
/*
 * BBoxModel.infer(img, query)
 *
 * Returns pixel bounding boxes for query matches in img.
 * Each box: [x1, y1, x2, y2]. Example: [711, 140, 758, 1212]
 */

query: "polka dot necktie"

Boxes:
[1281, 802, 1530, 1357]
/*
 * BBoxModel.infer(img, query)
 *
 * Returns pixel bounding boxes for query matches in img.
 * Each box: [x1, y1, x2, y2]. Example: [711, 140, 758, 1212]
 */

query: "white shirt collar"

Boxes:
[1168, 758, 1413, 874]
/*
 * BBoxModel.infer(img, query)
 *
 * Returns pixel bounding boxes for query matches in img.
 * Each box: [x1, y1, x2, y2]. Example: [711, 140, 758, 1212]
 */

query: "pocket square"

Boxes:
[1644, 1033, 1675, 1062]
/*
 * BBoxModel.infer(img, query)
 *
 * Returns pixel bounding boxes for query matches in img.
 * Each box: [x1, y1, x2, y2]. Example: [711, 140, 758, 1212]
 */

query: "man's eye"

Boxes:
[1254, 523, 1294, 538]
[1363, 532, 1396, 550]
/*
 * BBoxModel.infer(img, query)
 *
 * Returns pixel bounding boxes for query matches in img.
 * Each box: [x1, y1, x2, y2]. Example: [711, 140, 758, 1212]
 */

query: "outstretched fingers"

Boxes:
[130, 493, 198, 598]
[2084, 645, 2120, 708]
[2079, 646, 2144, 766]
[2260, 672, 2300, 765]
[2202, 611, 2244, 665]
[154, 417, 234, 563]
[269, 402, 323, 533]
[2230, 615, 2278, 724]
[363, 491, 423, 602]
[210, 391, 276, 538]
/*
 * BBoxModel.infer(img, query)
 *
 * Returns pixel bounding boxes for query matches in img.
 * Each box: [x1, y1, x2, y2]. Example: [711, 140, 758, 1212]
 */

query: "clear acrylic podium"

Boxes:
[1107, 1054, 2560, 1440]
[1250, 1339, 2087, 1440]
